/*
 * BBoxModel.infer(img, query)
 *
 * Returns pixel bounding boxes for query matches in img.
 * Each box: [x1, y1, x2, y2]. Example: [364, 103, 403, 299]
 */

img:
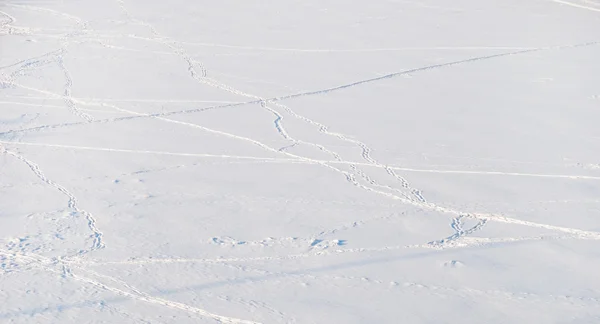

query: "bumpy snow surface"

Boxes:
[1, 0, 600, 323]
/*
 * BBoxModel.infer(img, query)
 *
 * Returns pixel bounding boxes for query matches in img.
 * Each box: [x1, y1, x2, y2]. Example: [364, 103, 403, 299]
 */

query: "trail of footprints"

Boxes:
[0, 144, 105, 255]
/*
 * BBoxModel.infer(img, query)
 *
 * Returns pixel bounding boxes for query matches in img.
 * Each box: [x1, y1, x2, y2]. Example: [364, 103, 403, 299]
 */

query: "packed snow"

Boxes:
[1, 0, 600, 323]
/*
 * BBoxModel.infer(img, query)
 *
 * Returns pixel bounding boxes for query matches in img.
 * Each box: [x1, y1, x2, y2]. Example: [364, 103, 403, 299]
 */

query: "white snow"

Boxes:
[1, 0, 600, 323]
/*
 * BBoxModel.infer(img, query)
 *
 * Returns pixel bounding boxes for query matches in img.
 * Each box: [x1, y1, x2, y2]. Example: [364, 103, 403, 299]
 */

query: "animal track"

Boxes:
[1, 145, 104, 255]
[428, 215, 488, 249]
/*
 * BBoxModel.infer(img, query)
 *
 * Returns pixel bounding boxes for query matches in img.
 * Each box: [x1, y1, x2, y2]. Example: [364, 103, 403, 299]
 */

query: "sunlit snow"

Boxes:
[1, 0, 600, 323]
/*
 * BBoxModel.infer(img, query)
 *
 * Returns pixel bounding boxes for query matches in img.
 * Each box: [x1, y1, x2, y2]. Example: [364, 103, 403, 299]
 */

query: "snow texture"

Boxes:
[1, 0, 600, 323]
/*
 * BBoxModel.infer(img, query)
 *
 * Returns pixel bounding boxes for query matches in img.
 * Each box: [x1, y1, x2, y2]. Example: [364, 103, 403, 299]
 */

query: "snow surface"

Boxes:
[1, 0, 600, 323]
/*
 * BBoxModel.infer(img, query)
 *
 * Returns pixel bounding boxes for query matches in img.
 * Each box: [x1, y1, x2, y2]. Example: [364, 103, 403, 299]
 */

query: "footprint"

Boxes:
[310, 239, 347, 250]
[443, 260, 465, 268]
[211, 236, 245, 246]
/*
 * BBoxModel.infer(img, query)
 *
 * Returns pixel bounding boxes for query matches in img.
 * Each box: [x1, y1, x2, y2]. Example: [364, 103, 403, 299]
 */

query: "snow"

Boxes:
[1, 0, 600, 322]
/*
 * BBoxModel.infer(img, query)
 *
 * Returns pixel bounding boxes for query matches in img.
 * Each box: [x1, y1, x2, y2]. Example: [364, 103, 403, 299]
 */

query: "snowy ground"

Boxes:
[1, 0, 600, 323]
